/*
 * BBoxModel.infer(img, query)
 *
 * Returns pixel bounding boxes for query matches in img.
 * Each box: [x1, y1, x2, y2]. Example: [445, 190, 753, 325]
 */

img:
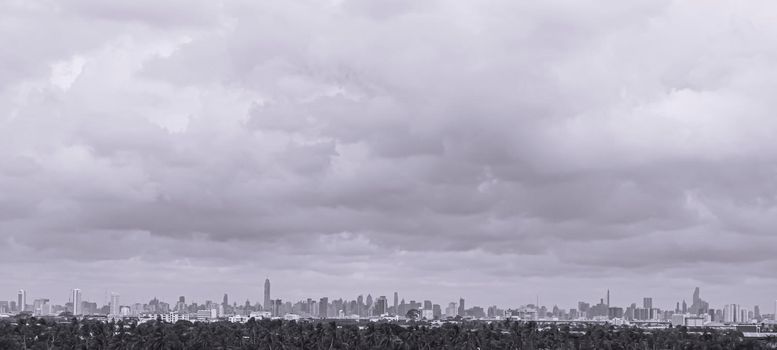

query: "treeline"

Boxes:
[0, 317, 775, 349]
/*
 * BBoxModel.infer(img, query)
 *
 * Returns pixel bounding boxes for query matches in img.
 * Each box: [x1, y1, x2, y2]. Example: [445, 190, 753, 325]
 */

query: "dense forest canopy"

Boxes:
[1, 317, 776, 349]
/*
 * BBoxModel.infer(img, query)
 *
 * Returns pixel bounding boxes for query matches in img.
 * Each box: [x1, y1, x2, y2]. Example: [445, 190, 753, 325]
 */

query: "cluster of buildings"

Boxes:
[2, 282, 776, 328]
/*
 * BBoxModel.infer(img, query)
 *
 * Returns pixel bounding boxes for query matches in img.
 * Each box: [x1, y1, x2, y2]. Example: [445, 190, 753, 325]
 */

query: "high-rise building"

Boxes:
[606, 290, 610, 307]
[446, 302, 457, 318]
[110, 293, 120, 316]
[393, 292, 398, 315]
[723, 304, 739, 323]
[33, 299, 49, 316]
[643, 297, 652, 310]
[223, 294, 229, 308]
[319, 297, 328, 319]
[689, 287, 709, 315]
[17, 290, 26, 312]
[72, 289, 82, 315]
[375, 296, 388, 316]
[272, 299, 282, 317]
[458, 298, 465, 317]
[264, 278, 271, 311]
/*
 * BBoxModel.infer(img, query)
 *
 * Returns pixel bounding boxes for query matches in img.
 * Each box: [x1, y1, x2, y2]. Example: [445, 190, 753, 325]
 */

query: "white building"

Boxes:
[110, 293, 120, 316]
[17, 290, 27, 312]
[422, 309, 434, 319]
[195, 309, 218, 321]
[229, 315, 251, 323]
[72, 289, 82, 315]
[151, 312, 190, 323]
[249, 311, 271, 319]
[445, 303, 457, 318]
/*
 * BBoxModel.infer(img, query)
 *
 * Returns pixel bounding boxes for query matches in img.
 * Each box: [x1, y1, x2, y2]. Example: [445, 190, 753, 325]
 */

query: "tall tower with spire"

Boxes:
[264, 278, 271, 311]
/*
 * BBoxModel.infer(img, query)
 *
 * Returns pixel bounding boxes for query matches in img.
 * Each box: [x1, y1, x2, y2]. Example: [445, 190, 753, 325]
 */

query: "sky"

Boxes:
[2, 0, 777, 311]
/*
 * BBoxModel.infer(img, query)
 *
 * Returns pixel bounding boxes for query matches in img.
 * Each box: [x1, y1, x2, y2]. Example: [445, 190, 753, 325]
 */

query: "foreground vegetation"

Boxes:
[1, 317, 775, 349]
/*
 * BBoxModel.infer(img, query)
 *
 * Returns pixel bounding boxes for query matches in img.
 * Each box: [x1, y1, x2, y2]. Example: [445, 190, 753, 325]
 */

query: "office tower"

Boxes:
[723, 304, 739, 323]
[319, 297, 328, 319]
[643, 297, 652, 310]
[72, 289, 82, 315]
[356, 295, 364, 316]
[458, 298, 465, 317]
[578, 301, 590, 312]
[689, 287, 709, 315]
[17, 290, 26, 312]
[272, 299, 281, 317]
[446, 302, 457, 318]
[606, 290, 610, 307]
[682, 300, 687, 314]
[754, 305, 760, 320]
[223, 294, 229, 308]
[675, 302, 680, 313]
[33, 299, 49, 316]
[375, 296, 388, 315]
[366, 294, 373, 308]
[433, 304, 442, 319]
[264, 278, 271, 311]
[110, 293, 120, 316]
[424, 300, 432, 310]
[393, 292, 398, 315]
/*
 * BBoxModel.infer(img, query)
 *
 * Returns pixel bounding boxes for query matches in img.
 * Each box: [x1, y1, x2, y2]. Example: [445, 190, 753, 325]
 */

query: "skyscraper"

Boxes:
[375, 296, 388, 315]
[606, 290, 610, 307]
[17, 289, 26, 312]
[393, 292, 398, 315]
[689, 287, 709, 315]
[72, 289, 82, 315]
[223, 293, 229, 308]
[264, 278, 271, 311]
[319, 297, 328, 319]
[458, 298, 465, 317]
[110, 293, 120, 316]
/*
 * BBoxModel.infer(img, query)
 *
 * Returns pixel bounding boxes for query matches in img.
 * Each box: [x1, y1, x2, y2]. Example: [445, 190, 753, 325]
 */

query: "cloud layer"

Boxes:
[2, 0, 777, 309]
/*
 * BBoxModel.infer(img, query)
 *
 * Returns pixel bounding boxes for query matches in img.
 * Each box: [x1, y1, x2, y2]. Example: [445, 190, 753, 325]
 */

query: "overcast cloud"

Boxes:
[2, 0, 777, 310]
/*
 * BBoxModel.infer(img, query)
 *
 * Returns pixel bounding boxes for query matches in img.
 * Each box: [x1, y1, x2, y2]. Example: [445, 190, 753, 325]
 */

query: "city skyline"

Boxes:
[3, 283, 775, 317]
[3, 0, 777, 313]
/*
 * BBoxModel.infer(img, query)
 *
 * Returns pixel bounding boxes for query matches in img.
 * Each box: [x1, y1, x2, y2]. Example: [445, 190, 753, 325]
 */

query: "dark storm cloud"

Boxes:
[2, 0, 777, 308]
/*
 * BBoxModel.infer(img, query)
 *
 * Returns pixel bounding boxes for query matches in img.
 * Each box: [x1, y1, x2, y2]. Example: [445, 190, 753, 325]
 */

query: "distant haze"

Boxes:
[2, 1, 777, 310]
